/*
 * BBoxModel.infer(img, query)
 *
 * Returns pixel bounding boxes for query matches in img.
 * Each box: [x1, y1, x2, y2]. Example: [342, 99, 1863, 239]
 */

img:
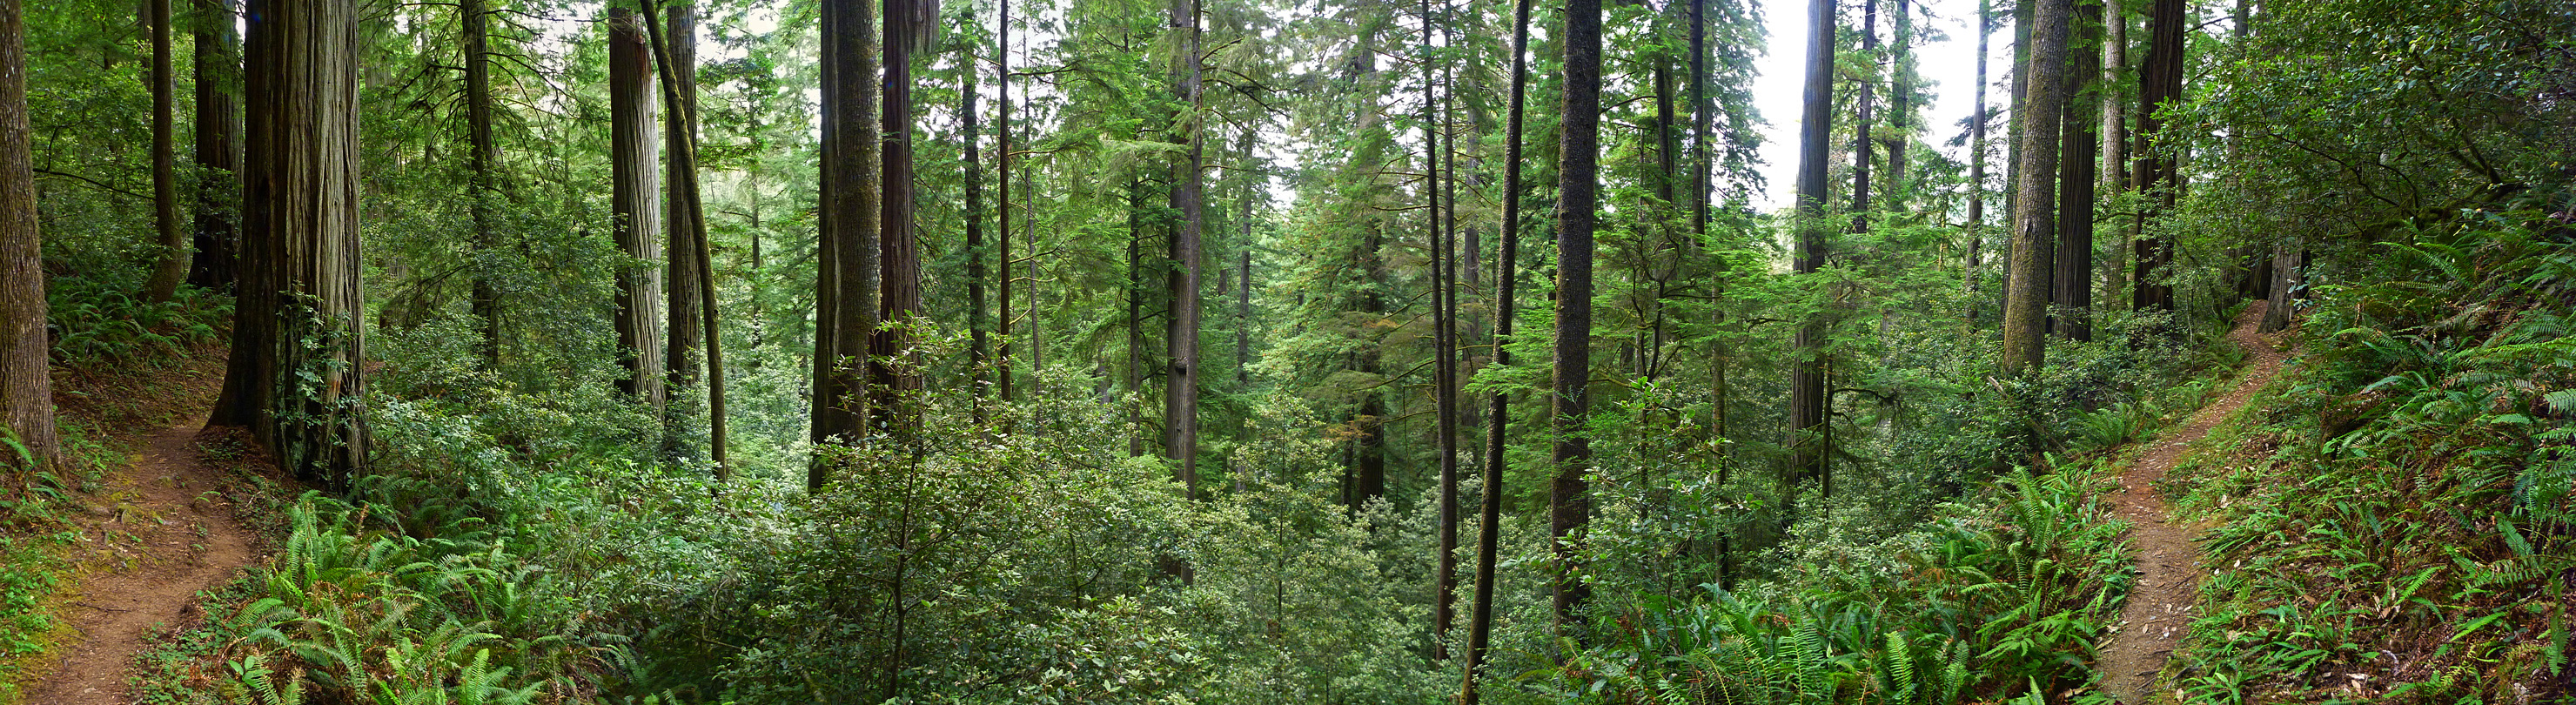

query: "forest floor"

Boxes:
[20, 353, 270, 705]
[2096, 301, 2290, 705]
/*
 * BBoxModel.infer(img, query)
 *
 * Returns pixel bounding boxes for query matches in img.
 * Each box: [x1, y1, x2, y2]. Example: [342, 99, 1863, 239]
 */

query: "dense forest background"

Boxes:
[0, 0, 2570, 702]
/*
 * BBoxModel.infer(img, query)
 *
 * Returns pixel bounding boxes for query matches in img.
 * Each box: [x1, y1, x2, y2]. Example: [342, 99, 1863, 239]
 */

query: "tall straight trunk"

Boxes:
[666, 2, 704, 393]
[186, 0, 238, 290]
[2002, 0, 2030, 251]
[2130, 0, 2182, 312]
[608, 6, 666, 409]
[1550, 0, 1601, 633]
[2052, 0, 2099, 342]
[873, 0, 925, 426]
[1423, 0, 1459, 657]
[963, 38, 986, 410]
[1850, 0, 1875, 234]
[140, 0, 186, 303]
[0, 0, 59, 473]
[1965, 0, 1989, 312]
[2001, 0, 2069, 376]
[649, 0, 726, 474]
[214, 0, 366, 488]
[1124, 182, 1145, 458]
[1789, 0, 1833, 505]
[809, 0, 880, 489]
[1688, 0, 1728, 590]
[1460, 0, 1531, 699]
[996, 0, 1013, 405]
[2099, 0, 2125, 194]
[1164, 0, 1203, 497]
[463, 0, 501, 365]
[1886, 0, 1911, 211]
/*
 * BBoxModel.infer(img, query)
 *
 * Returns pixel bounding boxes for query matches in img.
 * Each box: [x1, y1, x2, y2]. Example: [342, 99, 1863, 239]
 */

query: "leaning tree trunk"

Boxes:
[213, 0, 367, 489]
[0, 0, 61, 473]
[1550, 0, 1601, 634]
[140, 0, 187, 304]
[2001, 0, 2070, 377]
[186, 0, 240, 291]
[644, 0, 725, 474]
[607, 6, 665, 410]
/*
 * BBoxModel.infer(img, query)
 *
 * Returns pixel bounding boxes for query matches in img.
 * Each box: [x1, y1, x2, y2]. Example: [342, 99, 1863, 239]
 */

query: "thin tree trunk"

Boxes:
[1421, 0, 1459, 659]
[185, 0, 238, 290]
[1789, 0, 1834, 507]
[1851, 0, 1875, 235]
[1164, 0, 1203, 498]
[1459, 0, 1530, 697]
[1550, 0, 1601, 633]
[2053, 0, 2099, 342]
[996, 0, 1013, 405]
[608, 6, 666, 410]
[140, 0, 186, 303]
[214, 0, 366, 489]
[1886, 0, 1911, 212]
[667, 1, 705, 397]
[1966, 0, 1990, 316]
[964, 36, 986, 413]
[0, 0, 60, 473]
[2002, 0, 2070, 376]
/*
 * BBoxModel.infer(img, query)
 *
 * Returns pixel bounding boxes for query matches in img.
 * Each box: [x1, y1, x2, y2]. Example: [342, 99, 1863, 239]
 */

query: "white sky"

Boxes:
[1749, 0, 1992, 212]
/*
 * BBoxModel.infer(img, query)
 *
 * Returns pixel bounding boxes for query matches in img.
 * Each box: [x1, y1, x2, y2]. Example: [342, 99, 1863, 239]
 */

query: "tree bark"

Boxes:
[872, 0, 925, 429]
[1790, 0, 1834, 504]
[1850, 0, 1875, 235]
[1551, 0, 1601, 633]
[1965, 0, 1989, 314]
[2002, 0, 2070, 376]
[963, 33, 986, 412]
[140, 0, 187, 303]
[996, 0, 1013, 405]
[1460, 0, 1532, 698]
[2130, 0, 2183, 312]
[1163, 0, 1202, 498]
[462, 0, 501, 365]
[2100, 0, 2125, 194]
[185, 0, 239, 290]
[1422, 0, 1459, 659]
[809, 0, 878, 489]
[2053, 0, 2099, 342]
[647, 0, 726, 475]
[666, 2, 704, 395]
[0, 0, 60, 473]
[213, 0, 367, 488]
[1886, 0, 1911, 212]
[608, 6, 666, 410]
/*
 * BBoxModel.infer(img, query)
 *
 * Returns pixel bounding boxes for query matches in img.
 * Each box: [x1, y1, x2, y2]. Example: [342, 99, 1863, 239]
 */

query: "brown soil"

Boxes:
[2097, 302, 2290, 705]
[22, 356, 263, 705]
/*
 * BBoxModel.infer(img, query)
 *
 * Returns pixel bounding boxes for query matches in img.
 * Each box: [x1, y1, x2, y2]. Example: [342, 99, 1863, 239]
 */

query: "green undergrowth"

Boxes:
[1566, 460, 2136, 704]
[2162, 204, 2576, 703]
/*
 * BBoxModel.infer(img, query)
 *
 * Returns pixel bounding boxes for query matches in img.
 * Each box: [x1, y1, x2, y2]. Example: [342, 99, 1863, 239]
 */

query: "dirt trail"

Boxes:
[23, 414, 259, 703]
[2098, 302, 2289, 704]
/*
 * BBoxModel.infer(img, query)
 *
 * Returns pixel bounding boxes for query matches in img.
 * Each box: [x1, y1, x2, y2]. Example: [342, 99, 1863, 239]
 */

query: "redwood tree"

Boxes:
[1551, 0, 1602, 632]
[0, 0, 59, 473]
[2002, 0, 2070, 376]
[213, 0, 368, 488]
[608, 5, 666, 409]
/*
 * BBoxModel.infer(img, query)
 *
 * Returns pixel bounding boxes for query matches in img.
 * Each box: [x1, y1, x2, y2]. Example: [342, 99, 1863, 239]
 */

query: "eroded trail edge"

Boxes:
[2097, 303, 2288, 705]
[25, 422, 257, 705]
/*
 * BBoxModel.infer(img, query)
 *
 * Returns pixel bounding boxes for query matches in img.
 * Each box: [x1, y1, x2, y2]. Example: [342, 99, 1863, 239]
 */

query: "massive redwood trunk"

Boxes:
[185, 0, 240, 290]
[1163, 0, 1203, 497]
[1551, 0, 1602, 632]
[2002, 0, 2070, 376]
[213, 0, 367, 489]
[608, 6, 666, 410]
[2130, 0, 2184, 312]
[808, 0, 878, 489]
[1789, 0, 1833, 505]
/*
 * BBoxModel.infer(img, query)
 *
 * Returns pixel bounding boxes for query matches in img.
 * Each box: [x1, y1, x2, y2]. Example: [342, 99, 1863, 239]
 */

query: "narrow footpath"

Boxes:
[25, 362, 261, 705]
[2098, 302, 2290, 704]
